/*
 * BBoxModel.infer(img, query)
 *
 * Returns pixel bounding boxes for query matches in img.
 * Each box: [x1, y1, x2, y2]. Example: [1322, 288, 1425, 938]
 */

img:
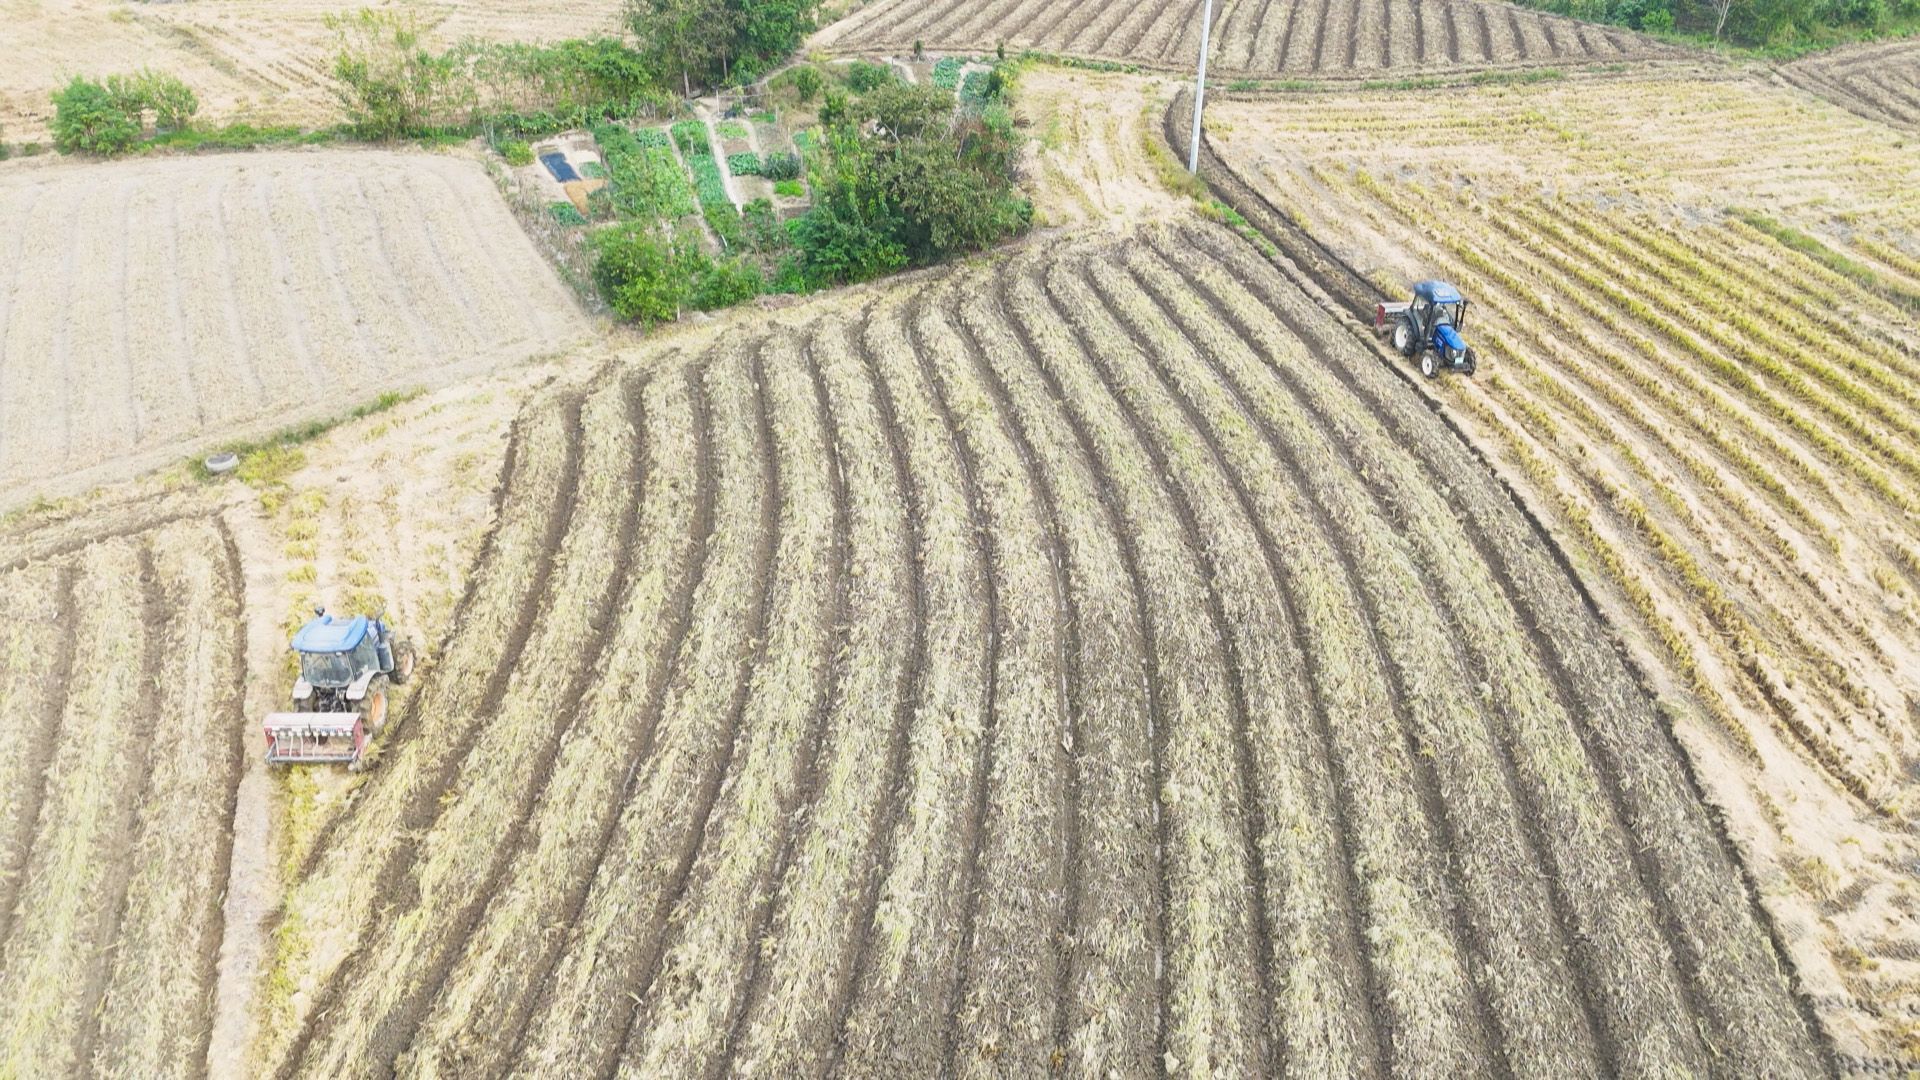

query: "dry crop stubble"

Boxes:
[261, 221, 1826, 1077]
[0, 152, 585, 507]
[0, 514, 247, 1079]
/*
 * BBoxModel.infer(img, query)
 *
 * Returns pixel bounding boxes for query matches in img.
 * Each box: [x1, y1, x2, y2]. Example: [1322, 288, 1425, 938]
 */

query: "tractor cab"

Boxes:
[1377, 280, 1479, 378]
[264, 608, 415, 769]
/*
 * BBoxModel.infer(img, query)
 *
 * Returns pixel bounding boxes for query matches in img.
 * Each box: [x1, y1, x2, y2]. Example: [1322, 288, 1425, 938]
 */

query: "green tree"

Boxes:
[50, 77, 140, 154]
[590, 224, 705, 324]
[625, 0, 736, 96]
[325, 9, 470, 137]
[792, 64, 823, 104]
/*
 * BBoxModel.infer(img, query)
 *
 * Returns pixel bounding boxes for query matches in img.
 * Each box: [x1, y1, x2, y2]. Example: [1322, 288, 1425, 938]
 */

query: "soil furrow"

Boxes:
[0, 563, 75, 954]
[834, 295, 996, 1079]
[959, 272, 1163, 1077]
[616, 333, 844, 1078]
[917, 285, 1072, 1077]
[504, 344, 773, 1078]
[266, 389, 583, 1072]
[408, 364, 713, 1080]
[1040, 257, 1278, 1074]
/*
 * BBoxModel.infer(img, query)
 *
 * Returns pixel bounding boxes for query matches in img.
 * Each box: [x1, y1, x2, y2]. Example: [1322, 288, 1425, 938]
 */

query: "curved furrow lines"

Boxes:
[616, 331, 845, 1078]
[834, 296, 997, 1079]
[509, 342, 778, 1080]
[957, 274, 1163, 1078]
[400, 366, 712, 1080]
[290, 369, 648, 1079]
[1135, 233, 1712, 1072]
[267, 387, 581, 1065]
[728, 314, 921, 1080]
[1185, 224, 1826, 1074]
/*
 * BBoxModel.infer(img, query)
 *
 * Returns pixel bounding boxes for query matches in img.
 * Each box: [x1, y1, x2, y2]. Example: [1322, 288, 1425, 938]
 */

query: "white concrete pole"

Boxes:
[1188, 0, 1215, 173]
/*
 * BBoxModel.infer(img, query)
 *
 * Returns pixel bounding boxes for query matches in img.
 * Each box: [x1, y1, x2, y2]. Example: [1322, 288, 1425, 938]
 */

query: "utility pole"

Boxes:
[1188, 0, 1215, 173]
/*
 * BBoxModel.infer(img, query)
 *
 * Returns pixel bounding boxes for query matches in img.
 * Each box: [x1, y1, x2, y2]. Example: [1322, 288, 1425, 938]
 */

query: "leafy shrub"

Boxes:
[51, 77, 140, 154]
[104, 70, 199, 132]
[502, 139, 534, 165]
[582, 160, 607, 179]
[549, 201, 587, 225]
[847, 61, 895, 92]
[690, 257, 763, 309]
[960, 70, 992, 111]
[727, 151, 761, 175]
[326, 9, 470, 137]
[793, 65, 824, 103]
[774, 178, 806, 198]
[761, 151, 802, 180]
[743, 198, 790, 252]
[589, 224, 696, 324]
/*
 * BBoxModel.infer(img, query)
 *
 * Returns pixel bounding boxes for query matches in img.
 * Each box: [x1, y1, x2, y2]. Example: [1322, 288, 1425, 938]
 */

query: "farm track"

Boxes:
[0, 152, 584, 505]
[263, 223, 1826, 1077]
[813, 0, 1681, 76]
[0, 515, 246, 1079]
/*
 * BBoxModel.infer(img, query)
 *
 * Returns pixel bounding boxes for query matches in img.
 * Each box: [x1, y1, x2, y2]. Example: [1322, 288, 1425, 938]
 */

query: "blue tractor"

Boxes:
[1377, 280, 1478, 378]
[262, 608, 415, 769]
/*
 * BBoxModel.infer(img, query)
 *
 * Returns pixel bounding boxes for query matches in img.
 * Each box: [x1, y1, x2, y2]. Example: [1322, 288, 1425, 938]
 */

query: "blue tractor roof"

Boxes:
[292, 614, 369, 654]
[1415, 280, 1464, 304]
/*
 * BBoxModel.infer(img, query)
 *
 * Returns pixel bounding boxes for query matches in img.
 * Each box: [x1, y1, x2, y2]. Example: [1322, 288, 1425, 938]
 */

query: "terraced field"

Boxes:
[259, 222, 1823, 1078]
[1191, 76, 1920, 1067]
[0, 0, 624, 143]
[0, 150, 584, 503]
[1782, 38, 1920, 131]
[814, 0, 1680, 76]
[0, 509, 247, 1078]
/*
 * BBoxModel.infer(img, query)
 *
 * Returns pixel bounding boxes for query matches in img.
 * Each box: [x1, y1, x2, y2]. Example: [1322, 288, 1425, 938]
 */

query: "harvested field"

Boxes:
[0, 514, 247, 1078]
[1782, 39, 1920, 130]
[1193, 75, 1920, 1066]
[0, 0, 624, 143]
[260, 221, 1825, 1078]
[0, 150, 585, 505]
[813, 0, 1683, 77]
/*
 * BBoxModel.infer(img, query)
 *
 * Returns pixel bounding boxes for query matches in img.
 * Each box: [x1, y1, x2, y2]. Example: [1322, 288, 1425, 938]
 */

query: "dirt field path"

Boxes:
[1016, 67, 1190, 230]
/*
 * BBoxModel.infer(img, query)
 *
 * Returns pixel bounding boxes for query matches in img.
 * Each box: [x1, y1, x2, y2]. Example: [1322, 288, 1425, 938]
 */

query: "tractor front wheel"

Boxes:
[1460, 347, 1477, 377]
[1420, 350, 1439, 379]
[390, 639, 417, 685]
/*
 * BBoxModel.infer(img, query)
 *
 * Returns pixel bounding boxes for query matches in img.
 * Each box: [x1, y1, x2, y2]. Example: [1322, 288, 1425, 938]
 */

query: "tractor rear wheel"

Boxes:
[1392, 320, 1415, 357]
[360, 675, 391, 736]
[390, 639, 417, 685]
[1420, 350, 1438, 379]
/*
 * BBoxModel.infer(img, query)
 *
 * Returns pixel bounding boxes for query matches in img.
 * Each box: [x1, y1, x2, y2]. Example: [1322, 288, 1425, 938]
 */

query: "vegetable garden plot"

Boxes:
[0, 150, 585, 505]
[0, 515, 246, 1079]
[811, 0, 1681, 77]
[1195, 80, 1920, 1067]
[261, 221, 1823, 1078]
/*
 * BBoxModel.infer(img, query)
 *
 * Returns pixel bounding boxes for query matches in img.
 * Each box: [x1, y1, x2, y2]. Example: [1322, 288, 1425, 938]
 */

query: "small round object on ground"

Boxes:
[204, 451, 240, 475]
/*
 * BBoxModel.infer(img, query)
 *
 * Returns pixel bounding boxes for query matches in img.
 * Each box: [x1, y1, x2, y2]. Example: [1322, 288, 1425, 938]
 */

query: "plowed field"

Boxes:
[259, 221, 1823, 1078]
[0, 0, 624, 143]
[1193, 75, 1920, 1067]
[1782, 38, 1920, 131]
[814, 0, 1681, 76]
[0, 511, 246, 1078]
[0, 150, 585, 504]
